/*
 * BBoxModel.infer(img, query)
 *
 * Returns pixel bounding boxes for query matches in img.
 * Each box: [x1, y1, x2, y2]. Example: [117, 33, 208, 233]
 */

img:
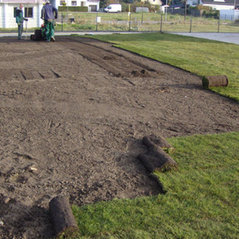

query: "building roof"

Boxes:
[201, 0, 239, 5]
[0, 0, 44, 3]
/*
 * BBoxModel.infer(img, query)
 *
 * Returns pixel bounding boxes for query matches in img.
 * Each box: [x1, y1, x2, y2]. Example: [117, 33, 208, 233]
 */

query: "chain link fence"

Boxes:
[55, 12, 239, 33]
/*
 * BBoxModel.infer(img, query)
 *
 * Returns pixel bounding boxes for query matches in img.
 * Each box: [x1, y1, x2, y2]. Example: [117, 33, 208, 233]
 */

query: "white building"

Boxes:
[0, 0, 100, 29]
[141, 0, 162, 7]
[201, 0, 239, 10]
[52, 0, 100, 12]
[0, 0, 44, 28]
[220, 9, 239, 20]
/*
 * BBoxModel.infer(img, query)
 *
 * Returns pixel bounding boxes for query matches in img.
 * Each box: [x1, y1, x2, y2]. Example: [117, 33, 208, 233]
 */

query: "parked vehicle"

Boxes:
[104, 4, 122, 13]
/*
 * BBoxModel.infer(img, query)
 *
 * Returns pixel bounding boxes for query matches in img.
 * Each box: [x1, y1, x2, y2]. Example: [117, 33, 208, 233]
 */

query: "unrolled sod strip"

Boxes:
[49, 196, 78, 238]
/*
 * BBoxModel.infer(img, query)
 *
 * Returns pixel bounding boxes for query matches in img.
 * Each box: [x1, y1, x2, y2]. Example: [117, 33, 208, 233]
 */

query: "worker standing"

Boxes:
[41, 0, 58, 42]
[15, 4, 28, 40]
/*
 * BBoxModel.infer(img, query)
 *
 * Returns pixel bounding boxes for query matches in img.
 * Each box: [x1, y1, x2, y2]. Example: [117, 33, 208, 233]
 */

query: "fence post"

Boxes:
[96, 12, 98, 31]
[217, 18, 220, 33]
[61, 13, 63, 32]
[184, 0, 187, 21]
[128, 12, 131, 32]
[160, 13, 163, 33]
[189, 16, 192, 33]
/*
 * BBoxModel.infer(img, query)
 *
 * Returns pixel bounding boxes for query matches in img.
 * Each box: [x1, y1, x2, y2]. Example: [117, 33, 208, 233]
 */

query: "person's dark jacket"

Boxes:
[41, 3, 58, 21]
[16, 8, 28, 24]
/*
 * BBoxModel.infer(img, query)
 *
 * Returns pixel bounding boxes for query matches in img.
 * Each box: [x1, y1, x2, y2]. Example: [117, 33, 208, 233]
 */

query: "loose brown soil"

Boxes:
[0, 36, 238, 238]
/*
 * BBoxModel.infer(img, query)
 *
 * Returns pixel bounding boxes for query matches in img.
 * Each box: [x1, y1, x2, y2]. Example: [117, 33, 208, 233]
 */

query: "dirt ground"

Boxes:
[0, 36, 239, 238]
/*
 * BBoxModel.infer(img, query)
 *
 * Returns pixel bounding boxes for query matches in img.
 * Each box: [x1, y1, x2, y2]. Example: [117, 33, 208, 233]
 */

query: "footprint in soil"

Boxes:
[103, 55, 115, 60]
[131, 69, 149, 77]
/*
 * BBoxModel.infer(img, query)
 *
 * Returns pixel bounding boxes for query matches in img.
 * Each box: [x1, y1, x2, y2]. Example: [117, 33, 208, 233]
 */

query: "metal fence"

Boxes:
[55, 12, 239, 33]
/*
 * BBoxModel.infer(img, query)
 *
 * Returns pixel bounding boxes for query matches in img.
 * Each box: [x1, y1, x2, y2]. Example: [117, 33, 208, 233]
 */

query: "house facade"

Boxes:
[220, 9, 239, 20]
[141, 0, 162, 6]
[200, 0, 239, 10]
[0, 0, 44, 28]
[0, 0, 100, 29]
[52, 0, 100, 12]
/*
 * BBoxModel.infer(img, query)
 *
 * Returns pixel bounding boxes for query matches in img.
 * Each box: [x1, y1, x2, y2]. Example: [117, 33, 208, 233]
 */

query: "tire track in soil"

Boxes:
[0, 37, 239, 238]
[57, 37, 159, 78]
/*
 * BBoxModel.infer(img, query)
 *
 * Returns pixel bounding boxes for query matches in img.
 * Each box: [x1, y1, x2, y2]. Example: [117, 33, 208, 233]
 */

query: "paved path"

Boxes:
[0, 31, 238, 45]
[172, 32, 239, 45]
[0, 31, 139, 38]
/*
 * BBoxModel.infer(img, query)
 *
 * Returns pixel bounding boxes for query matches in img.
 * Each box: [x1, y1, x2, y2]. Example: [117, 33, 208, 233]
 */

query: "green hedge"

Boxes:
[58, 6, 88, 12]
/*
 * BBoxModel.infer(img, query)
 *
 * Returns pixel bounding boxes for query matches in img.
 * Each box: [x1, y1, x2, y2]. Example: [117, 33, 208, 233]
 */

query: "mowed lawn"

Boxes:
[72, 132, 239, 239]
[91, 33, 239, 102]
[69, 34, 239, 239]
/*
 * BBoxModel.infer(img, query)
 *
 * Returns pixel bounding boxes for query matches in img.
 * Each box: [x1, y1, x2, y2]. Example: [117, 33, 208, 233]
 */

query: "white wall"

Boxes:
[85, 1, 99, 11]
[142, 0, 161, 6]
[203, 4, 234, 10]
[55, 0, 87, 7]
[0, 5, 3, 28]
[54, 0, 100, 11]
[187, 0, 198, 6]
[220, 9, 239, 20]
[0, 3, 43, 28]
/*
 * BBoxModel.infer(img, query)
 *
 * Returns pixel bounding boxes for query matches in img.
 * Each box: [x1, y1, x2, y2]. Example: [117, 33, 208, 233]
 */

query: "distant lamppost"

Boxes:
[165, 0, 168, 21]
[184, 0, 187, 21]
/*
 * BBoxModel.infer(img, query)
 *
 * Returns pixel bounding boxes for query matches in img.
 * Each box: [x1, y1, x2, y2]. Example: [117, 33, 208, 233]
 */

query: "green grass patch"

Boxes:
[89, 33, 239, 101]
[71, 132, 239, 239]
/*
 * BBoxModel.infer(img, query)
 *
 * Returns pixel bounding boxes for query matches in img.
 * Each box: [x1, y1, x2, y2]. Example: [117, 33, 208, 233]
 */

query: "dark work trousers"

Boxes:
[18, 23, 23, 40]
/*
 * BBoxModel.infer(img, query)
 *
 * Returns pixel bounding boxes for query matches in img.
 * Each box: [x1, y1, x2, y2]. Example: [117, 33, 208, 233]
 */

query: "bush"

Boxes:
[58, 6, 88, 12]
[121, 2, 129, 12]
[196, 5, 219, 19]
[234, 19, 239, 24]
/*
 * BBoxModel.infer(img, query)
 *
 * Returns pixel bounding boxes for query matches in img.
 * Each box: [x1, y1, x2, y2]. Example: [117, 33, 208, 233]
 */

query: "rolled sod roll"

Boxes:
[202, 75, 228, 88]
[143, 135, 172, 150]
[49, 196, 78, 238]
[138, 137, 177, 172]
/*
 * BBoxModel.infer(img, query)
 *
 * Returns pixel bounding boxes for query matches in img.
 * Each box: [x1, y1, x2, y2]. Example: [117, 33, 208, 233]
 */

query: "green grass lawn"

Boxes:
[90, 33, 239, 101]
[71, 132, 239, 239]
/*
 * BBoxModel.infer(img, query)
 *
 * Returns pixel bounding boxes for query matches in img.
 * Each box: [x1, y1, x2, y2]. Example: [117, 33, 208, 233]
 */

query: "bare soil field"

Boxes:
[0, 36, 239, 238]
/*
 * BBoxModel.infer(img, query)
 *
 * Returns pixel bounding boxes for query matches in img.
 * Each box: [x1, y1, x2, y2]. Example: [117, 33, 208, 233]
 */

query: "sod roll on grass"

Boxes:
[138, 136, 177, 172]
[202, 75, 229, 89]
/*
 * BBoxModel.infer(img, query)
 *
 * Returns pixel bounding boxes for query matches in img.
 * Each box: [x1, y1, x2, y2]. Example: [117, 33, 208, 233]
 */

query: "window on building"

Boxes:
[14, 7, 17, 17]
[24, 7, 33, 18]
[81, 1, 84, 7]
[60, 0, 66, 5]
[72, 1, 77, 6]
